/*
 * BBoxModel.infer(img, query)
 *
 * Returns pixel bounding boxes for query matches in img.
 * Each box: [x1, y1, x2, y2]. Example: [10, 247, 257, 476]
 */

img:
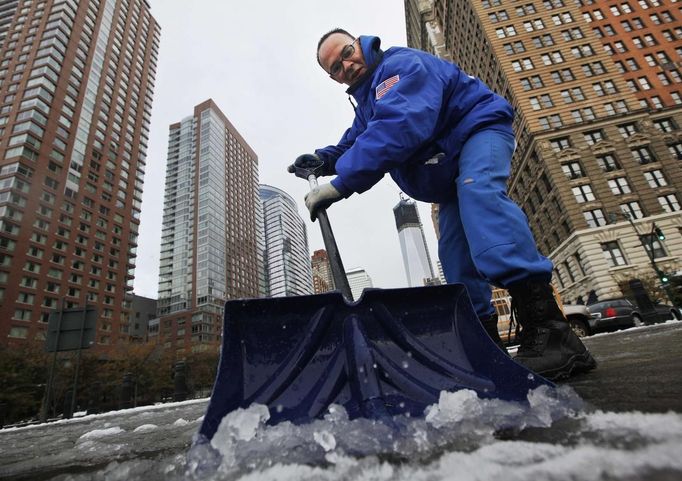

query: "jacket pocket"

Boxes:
[390, 151, 457, 203]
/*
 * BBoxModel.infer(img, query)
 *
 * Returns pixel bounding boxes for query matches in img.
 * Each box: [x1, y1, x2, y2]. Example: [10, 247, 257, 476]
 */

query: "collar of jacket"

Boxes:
[346, 35, 384, 99]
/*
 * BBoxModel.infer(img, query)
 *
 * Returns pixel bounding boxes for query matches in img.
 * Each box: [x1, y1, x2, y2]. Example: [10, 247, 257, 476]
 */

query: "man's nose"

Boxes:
[341, 59, 354, 76]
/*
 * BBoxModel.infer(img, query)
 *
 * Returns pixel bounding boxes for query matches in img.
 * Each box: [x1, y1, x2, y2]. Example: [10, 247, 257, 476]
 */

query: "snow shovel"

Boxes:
[195, 162, 552, 443]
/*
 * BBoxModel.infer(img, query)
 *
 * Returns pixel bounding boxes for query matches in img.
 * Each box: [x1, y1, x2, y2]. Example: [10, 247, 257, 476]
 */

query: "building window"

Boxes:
[657, 72, 671, 86]
[496, 25, 517, 38]
[582, 62, 606, 77]
[560, 87, 585, 103]
[572, 184, 595, 203]
[550, 137, 571, 151]
[584, 129, 605, 145]
[667, 142, 682, 160]
[489, 10, 510, 23]
[608, 177, 631, 195]
[653, 118, 675, 133]
[523, 19, 545, 31]
[637, 77, 652, 90]
[658, 194, 680, 212]
[631, 146, 655, 164]
[621, 201, 644, 219]
[8, 326, 29, 338]
[584, 209, 606, 227]
[623, 60, 640, 74]
[539, 114, 563, 129]
[644, 170, 667, 188]
[520, 75, 544, 90]
[561, 28, 584, 41]
[512, 58, 535, 71]
[602, 241, 627, 267]
[641, 234, 667, 259]
[550, 68, 575, 83]
[571, 107, 595, 122]
[571, 44, 595, 58]
[574, 252, 586, 275]
[562, 161, 584, 179]
[542, 51, 565, 65]
[617, 123, 638, 138]
[503, 41, 526, 54]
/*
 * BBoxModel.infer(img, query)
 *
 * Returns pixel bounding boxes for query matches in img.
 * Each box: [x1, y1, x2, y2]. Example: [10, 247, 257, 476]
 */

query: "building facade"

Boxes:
[393, 196, 437, 286]
[346, 267, 373, 301]
[0, 0, 160, 349]
[405, 0, 682, 303]
[128, 292, 156, 341]
[152, 99, 259, 357]
[259, 184, 313, 297]
[311, 248, 335, 294]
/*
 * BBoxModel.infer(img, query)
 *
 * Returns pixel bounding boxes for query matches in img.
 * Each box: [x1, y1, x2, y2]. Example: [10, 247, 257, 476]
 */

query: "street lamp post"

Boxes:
[609, 211, 675, 304]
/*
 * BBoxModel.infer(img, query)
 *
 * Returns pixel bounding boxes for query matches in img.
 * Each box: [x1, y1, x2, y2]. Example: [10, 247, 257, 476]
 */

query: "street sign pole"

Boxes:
[40, 298, 65, 423]
[68, 306, 89, 418]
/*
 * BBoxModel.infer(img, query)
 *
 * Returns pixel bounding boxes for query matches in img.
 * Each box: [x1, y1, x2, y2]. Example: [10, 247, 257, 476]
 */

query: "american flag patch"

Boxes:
[375, 75, 400, 100]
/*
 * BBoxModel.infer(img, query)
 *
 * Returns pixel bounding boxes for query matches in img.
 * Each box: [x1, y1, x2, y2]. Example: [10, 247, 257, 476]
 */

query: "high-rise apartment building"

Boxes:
[405, 0, 682, 303]
[152, 99, 259, 356]
[393, 196, 437, 286]
[311, 249, 335, 294]
[346, 267, 373, 301]
[0, 0, 160, 348]
[259, 184, 313, 297]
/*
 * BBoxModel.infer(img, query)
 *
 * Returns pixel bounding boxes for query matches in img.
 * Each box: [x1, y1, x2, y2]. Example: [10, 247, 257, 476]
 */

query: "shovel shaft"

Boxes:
[308, 175, 354, 302]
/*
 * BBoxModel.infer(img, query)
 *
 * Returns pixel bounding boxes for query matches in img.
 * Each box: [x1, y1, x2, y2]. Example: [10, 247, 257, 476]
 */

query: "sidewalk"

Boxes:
[564, 321, 682, 414]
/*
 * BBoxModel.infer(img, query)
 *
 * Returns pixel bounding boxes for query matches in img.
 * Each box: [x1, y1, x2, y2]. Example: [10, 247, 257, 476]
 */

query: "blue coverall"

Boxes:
[315, 36, 552, 319]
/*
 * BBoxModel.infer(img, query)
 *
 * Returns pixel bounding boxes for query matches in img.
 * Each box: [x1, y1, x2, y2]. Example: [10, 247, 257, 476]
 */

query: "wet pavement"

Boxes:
[566, 321, 682, 413]
[1, 321, 680, 481]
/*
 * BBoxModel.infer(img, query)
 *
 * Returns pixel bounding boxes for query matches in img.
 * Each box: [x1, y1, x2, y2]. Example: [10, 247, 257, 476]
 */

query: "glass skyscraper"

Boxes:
[259, 184, 313, 297]
[152, 99, 259, 356]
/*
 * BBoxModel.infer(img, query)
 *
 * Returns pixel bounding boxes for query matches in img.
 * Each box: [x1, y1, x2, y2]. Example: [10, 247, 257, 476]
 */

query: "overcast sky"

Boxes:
[133, 0, 440, 299]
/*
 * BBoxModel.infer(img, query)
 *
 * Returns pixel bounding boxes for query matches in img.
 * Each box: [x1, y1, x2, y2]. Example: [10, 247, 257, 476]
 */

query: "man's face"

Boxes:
[318, 33, 367, 87]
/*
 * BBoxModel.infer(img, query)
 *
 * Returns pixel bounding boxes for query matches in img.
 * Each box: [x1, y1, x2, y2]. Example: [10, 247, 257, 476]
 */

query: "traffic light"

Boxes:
[660, 272, 670, 284]
[654, 224, 665, 241]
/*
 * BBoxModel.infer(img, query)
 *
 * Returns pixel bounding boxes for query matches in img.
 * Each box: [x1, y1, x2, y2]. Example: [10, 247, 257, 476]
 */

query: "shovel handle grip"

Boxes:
[308, 175, 353, 302]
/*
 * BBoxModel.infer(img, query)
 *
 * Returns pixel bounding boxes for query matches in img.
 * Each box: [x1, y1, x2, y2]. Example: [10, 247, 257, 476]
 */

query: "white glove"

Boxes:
[304, 183, 342, 221]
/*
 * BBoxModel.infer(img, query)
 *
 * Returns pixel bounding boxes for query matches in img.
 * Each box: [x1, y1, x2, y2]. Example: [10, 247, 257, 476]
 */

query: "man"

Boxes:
[288, 29, 596, 381]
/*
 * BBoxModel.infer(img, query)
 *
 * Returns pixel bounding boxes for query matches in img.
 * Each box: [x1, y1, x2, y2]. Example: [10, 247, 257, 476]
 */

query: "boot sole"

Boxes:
[537, 351, 597, 381]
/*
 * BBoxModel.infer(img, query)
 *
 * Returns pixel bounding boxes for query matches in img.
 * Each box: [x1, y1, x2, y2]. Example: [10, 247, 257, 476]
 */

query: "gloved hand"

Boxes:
[304, 183, 342, 221]
[287, 153, 335, 179]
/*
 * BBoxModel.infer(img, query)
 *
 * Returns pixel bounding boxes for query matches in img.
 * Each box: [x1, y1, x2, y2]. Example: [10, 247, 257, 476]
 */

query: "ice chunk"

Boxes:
[133, 424, 158, 433]
[424, 389, 483, 428]
[313, 430, 336, 451]
[77, 427, 124, 441]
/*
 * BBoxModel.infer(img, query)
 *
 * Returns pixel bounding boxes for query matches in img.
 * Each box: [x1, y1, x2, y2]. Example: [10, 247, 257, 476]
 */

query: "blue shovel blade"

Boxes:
[197, 283, 551, 441]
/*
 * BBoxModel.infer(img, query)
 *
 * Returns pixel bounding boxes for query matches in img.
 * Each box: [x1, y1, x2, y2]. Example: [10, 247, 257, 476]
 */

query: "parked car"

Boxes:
[494, 300, 594, 345]
[572, 298, 682, 337]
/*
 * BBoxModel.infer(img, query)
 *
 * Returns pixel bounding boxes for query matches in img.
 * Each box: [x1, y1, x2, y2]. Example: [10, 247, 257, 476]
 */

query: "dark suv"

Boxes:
[582, 298, 681, 336]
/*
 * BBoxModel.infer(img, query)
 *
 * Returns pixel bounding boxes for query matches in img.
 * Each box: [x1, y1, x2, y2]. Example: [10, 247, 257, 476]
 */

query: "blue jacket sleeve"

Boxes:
[331, 55, 445, 195]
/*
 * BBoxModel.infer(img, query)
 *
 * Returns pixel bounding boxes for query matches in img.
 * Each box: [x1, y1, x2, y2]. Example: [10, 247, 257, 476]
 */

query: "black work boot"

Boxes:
[480, 313, 507, 353]
[508, 279, 596, 381]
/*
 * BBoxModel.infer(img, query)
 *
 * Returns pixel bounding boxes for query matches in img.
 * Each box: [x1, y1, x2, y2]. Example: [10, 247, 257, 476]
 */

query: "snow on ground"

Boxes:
[2, 322, 681, 481]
